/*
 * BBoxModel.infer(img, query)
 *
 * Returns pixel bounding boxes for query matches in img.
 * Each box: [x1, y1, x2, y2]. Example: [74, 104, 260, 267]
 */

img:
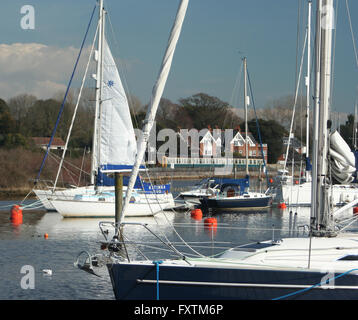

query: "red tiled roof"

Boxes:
[32, 137, 65, 146]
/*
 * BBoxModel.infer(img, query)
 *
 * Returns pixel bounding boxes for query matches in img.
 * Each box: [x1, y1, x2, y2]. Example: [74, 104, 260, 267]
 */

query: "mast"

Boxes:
[311, 0, 335, 236]
[243, 57, 249, 177]
[91, 0, 104, 185]
[116, 0, 189, 232]
[305, 0, 312, 181]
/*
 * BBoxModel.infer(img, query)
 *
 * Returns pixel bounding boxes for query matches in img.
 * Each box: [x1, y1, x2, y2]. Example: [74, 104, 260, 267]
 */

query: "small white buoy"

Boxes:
[42, 269, 52, 276]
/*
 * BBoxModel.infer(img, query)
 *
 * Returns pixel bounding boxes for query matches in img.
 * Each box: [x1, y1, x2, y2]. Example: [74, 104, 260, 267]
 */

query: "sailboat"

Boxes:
[270, 1, 358, 207]
[199, 57, 272, 212]
[76, 0, 358, 300]
[35, 0, 175, 217]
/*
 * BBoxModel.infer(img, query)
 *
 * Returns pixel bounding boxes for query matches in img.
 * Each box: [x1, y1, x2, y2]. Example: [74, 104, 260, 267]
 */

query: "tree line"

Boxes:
[3, 90, 350, 164]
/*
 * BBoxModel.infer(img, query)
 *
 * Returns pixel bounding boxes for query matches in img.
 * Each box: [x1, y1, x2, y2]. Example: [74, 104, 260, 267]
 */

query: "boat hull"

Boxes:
[107, 262, 358, 300]
[200, 195, 272, 211]
[274, 182, 358, 207]
[50, 196, 175, 218]
[34, 186, 101, 210]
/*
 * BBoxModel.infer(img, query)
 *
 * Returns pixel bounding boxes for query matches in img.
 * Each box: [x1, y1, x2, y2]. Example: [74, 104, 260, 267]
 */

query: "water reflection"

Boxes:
[1, 197, 358, 299]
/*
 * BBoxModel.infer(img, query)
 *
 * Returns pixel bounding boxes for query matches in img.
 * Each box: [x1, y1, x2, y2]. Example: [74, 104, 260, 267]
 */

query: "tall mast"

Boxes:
[116, 0, 189, 230]
[243, 57, 249, 177]
[311, 0, 335, 236]
[305, 0, 312, 181]
[91, 0, 104, 185]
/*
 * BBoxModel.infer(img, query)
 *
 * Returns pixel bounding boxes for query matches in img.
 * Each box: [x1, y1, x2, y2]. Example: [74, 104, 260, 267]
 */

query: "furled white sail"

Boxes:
[330, 130, 356, 184]
[99, 38, 137, 172]
[118, 0, 189, 225]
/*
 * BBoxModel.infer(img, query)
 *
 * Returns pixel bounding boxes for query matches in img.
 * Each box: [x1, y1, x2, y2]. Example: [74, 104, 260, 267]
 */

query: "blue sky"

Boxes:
[0, 0, 357, 114]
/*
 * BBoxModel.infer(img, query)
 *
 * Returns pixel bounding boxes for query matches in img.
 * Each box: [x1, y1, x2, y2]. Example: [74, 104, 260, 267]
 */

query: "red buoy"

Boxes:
[278, 202, 287, 209]
[191, 208, 202, 220]
[204, 217, 218, 235]
[204, 217, 217, 227]
[10, 205, 23, 225]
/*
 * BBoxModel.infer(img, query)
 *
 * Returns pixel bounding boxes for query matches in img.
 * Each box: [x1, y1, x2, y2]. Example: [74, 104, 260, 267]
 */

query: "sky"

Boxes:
[0, 0, 357, 114]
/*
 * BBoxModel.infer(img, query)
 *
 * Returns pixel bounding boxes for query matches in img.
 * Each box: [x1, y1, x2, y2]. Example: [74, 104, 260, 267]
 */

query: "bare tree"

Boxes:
[7, 94, 37, 132]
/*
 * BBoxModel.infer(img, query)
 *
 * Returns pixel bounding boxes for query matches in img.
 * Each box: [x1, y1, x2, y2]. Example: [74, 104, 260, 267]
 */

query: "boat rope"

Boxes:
[282, 28, 307, 178]
[53, 19, 99, 191]
[48, 153, 79, 187]
[140, 169, 205, 258]
[246, 70, 270, 189]
[105, 4, 142, 131]
[272, 267, 358, 300]
[345, 0, 358, 69]
[223, 58, 243, 129]
[34, 4, 97, 185]
[152, 260, 163, 300]
[337, 215, 358, 232]
[49, 152, 90, 179]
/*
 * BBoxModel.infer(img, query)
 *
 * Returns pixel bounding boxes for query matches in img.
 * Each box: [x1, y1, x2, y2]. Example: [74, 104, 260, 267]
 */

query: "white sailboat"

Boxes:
[270, 1, 358, 208]
[85, 0, 358, 300]
[39, 0, 175, 217]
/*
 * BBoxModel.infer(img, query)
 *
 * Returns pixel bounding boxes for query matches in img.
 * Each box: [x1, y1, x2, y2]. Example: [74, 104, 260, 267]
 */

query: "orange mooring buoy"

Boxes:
[204, 217, 218, 235]
[204, 217, 217, 227]
[191, 208, 203, 220]
[10, 205, 23, 225]
[278, 202, 287, 209]
[44, 233, 49, 239]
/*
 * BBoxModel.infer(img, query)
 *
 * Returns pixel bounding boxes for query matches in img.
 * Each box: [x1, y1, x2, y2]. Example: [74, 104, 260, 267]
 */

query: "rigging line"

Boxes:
[105, 5, 141, 131]
[345, 0, 358, 69]
[294, 70, 306, 207]
[272, 268, 358, 300]
[246, 68, 270, 189]
[77, 147, 87, 186]
[140, 171, 206, 258]
[48, 152, 79, 186]
[294, 0, 302, 92]
[282, 29, 308, 176]
[53, 20, 100, 191]
[224, 59, 243, 129]
[129, 170, 198, 259]
[34, 4, 97, 185]
[48, 151, 90, 177]
[338, 215, 358, 232]
[330, 0, 339, 114]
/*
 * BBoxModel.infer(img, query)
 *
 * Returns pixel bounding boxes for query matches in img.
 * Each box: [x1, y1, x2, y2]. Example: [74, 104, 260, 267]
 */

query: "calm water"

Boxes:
[0, 180, 355, 300]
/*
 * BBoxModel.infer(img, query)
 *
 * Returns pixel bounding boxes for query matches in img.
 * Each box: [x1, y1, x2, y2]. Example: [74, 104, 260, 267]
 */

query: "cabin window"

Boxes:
[338, 255, 358, 261]
[234, 242, 279, 250]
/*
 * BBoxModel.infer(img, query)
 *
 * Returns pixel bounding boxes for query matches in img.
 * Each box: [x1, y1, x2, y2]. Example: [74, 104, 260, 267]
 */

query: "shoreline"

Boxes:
[0, 188, 36, 200]
[0, 168, 303, 200]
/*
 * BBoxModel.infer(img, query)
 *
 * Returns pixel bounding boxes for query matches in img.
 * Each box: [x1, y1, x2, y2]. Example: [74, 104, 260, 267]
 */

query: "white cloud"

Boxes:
[0, 42, 93, 100]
